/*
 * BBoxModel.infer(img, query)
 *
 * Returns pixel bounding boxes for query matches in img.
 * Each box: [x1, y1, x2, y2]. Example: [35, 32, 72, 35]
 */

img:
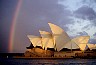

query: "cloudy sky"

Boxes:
[0, 0, 96, 53]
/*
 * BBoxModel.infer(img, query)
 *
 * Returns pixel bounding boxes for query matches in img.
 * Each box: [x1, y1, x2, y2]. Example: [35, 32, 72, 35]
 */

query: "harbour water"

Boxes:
[0, 58, 96, 65]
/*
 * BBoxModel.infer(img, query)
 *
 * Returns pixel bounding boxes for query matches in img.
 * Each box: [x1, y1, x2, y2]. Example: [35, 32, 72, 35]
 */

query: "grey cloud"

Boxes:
[82, 0, 96, 4]
[91, 20, 96, 26]
[89, 39, 96, 44]
[77, 31, 88, 36]
[93, 33, 96, 36]
[82, 23, 92, 30]
[73, 5, 96, 20]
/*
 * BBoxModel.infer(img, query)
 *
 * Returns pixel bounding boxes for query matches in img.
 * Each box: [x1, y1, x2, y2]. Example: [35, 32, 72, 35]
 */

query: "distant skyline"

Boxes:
[0, 0, 96, 53]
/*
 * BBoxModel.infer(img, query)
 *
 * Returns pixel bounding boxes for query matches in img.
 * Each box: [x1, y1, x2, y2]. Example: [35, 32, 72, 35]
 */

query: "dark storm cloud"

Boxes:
[73, 5, 96, 20]
[77, 31, 88, 36]
[17, 0, 69, 34]
[0, 0, 18, 52]
[20, 0, 72, 25]
[17, 0, 72, 33]
[13, 0, 72, 52]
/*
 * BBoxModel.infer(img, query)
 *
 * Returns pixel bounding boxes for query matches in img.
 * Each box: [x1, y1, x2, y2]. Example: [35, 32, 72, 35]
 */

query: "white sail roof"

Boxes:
[36, 39, 42, 47]
[39, 30, 54, 50]
[95, 44, 96, 47]
[79, 44, 87, 51]
[27, 35, 42, 47]
[72, 36, 90, 51]
[87, 44, 96, 50]
[64, 40, 79, 49]
[48, 23, 71, 51]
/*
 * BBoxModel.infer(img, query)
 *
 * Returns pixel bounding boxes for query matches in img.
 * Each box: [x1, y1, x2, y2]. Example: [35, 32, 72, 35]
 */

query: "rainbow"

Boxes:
[9, 0, 22, 53]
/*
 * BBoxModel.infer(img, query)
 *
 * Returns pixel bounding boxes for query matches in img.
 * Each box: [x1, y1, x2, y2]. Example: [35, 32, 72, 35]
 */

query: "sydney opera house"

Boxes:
[24, 23, 96, 58]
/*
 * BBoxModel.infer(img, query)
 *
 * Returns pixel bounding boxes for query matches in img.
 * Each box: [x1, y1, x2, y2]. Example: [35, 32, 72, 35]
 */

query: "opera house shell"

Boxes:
[24, 23, 96, 58]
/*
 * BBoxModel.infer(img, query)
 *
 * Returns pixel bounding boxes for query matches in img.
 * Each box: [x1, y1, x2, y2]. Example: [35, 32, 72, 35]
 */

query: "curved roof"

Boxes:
[72, 36, 90, 51]
[79, 44, 87, 51]
[27, 35, 42, 47]
[48, 23, 71, 51]
[87, 44, 96, 50]
[64, 40, 79, 49]
[39, 30, 54, 50]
